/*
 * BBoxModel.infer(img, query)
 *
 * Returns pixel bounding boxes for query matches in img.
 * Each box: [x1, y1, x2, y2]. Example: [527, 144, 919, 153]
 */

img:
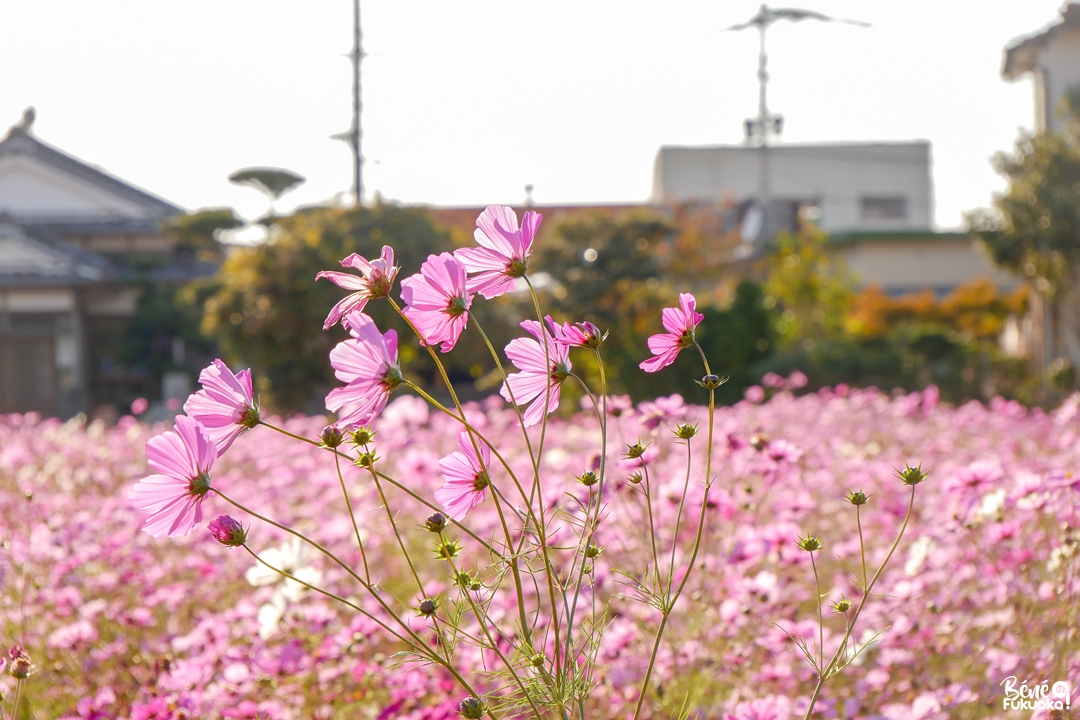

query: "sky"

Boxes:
[0, 0, 1067, 229]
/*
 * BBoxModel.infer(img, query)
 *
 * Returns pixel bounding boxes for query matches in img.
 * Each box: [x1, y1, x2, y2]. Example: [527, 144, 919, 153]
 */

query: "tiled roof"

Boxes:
[0, 126, 183, 221]
[0, 220, 113, 287]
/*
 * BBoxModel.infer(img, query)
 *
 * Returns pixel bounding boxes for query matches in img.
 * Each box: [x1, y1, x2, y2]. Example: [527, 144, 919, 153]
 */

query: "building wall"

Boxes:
[1037, 24, 1080, 133]
[652, 142, 933, 234]
[831, 236, 1018, 295]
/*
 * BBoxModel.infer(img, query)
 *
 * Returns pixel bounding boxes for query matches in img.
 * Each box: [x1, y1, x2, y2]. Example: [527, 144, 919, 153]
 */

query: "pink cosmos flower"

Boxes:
[183, 359, 259, 454]
[455, 205, 542, 299]
[435, 432, 492, 519]
[639, 293, 704, 373]
[549, 319, 605, 349]
[326, 312, 402, 428]
[400, 252, 474, 353]
[315, 246, 399, 330]
[129, 415, 216, 538]
[501, 318, 571, 427]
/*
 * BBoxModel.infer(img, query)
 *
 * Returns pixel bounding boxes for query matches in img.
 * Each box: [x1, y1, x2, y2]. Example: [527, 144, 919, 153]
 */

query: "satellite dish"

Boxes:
[741, 204, 764, 243]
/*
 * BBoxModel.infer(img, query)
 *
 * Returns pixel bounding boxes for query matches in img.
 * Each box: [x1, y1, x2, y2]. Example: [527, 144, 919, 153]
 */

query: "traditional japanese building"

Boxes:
[0, 110, 206, 417]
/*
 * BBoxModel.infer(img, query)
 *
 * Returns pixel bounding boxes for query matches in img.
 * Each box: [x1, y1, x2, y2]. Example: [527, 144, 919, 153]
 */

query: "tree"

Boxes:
[188, 203, 503, 411]
[968, 90, 1080, 393]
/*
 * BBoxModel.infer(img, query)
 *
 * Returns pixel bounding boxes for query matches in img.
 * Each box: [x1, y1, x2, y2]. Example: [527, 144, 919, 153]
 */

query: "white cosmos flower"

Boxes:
[246, 537, 323, 637]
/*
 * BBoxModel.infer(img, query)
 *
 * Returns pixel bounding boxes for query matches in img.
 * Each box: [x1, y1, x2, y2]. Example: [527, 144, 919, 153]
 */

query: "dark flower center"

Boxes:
[445, 295, 469, 318]
[506, 258, 529, 278]
[189, 472, 211, 497]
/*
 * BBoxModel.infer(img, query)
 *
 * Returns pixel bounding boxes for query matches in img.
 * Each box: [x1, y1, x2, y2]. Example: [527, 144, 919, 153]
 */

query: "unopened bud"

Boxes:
[320, 425, 345, 448]
[627, 472, 643, 485]
[208, 515, 247, 547]
[417, 597, 440, 618]
[435, 539, 462, 561]
[696, 374, 727, 389]
[425, 512, 448, 533]
[354, 450, 378, 469]
[674, 423, 698, 440]
[350, 427, 376, 446]
[844, 490, 870, 506]
[584, 544, 603, 559]
[625, 441, 650, 460]
[897, 464, 929, 486]
[796, 534, 823, 552]
[831, 597, 853, 613]
[7, 646, 31, 680]
[458, 697, 486, 720]
[578, 470, 598, 487]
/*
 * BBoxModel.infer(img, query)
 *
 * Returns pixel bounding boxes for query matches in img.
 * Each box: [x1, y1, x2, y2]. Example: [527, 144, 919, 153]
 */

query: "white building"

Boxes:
[1004, 3, 1080, 133]
[0, 111, 199, 417]
[652, 141, 933, 236]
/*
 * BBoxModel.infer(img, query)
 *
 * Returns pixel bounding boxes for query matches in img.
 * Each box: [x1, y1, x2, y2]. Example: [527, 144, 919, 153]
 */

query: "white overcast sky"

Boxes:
[0, 1, 1066, 228]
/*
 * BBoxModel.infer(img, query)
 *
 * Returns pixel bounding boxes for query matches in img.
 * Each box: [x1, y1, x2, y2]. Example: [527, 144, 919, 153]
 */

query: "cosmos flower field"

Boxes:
[2, 385, 1078, 719]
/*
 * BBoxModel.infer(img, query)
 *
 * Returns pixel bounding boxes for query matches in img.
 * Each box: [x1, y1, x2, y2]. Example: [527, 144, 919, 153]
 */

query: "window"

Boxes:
[860, 196, 907, 221]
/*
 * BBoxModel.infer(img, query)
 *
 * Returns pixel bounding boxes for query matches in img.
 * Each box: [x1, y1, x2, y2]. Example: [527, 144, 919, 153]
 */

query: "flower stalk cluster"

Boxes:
[128, 204, 921, 720]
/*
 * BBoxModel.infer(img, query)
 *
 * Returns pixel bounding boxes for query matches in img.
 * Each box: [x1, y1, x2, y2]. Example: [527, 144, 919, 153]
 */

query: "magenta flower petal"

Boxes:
[326, 312, 402, 428]
[316, 246, 399, 330]
[454, 205, 542, 299]
[500, 318, 571, 427]
[435, 432, 492, 519]
[400, 253, 473, 353]
[183, 360, 259, 454]
[130, 415, 215, 538]
[639, 293, 703, 373]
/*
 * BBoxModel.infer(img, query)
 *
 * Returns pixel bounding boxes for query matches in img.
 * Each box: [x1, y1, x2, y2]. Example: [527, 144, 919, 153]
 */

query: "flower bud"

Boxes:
[425, 512, 448, 533]
[625, 441, 650, 460]
[208, 516, 247, 547]
[577, 322, 607, 349]
[350, 427, 376, 446]
[831, 596, 853, 613]
[417, 597, 440, 618]
[320, 425, 345, 448]
[627, 472, 643, 485]
[529, 653, 545, 667]
[844, 490, 870, 506]
[7, 646, 32, 680]
[696, 374, 728, 389]
[584, 544, 603, 559]
[354, 450, 379, 469]
[796, 534, 823, 552]
[435, 539, 462, 561]
[458, 697, 486, 720]
[674, 423, 698, 440]
[897, 464, 929, 486]
[577, 470, 598, 487]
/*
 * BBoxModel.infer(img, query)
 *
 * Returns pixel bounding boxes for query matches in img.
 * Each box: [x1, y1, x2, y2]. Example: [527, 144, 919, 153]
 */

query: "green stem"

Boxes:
[802, 485, 917, 720]
[334, 451, 371, 583]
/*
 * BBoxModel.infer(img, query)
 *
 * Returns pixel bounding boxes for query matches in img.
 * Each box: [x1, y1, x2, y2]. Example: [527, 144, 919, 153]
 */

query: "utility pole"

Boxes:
[334, 0, 364, 205]
[726, 5, 868, 242]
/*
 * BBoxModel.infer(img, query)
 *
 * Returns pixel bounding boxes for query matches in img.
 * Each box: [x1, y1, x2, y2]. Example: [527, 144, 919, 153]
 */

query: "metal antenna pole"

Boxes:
[352, 0, 363, 205]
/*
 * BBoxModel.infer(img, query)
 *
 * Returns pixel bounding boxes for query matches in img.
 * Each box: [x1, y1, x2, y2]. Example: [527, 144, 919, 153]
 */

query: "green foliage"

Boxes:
[762, 226, 855, 349]
[189, 203, 467, 410]
[969, 96, 1080, 299]
[163, 207, 242, 262]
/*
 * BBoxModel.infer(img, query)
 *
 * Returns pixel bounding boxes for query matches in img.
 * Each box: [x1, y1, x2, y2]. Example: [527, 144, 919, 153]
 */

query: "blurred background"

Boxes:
[1, 0, 1077, 419]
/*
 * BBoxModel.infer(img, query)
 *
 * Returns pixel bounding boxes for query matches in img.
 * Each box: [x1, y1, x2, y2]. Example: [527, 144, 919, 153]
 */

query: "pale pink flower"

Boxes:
[549, 319, 605, 349]
[326, 312, 402, 428]
[501, 318, 571, 427]
[183, 359, 259, 454]
[315, 246, 399, 330]
[129, 415, 216, 538]
[400, 252, 474, 353]
[435, 432, 492, 519]
[639, 293, 704, 373]
[455, 205, 542, 299]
